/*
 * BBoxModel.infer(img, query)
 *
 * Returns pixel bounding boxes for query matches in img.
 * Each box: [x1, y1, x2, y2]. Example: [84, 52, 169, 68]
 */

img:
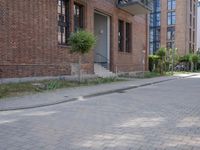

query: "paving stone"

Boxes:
[0, 74, 200, 149]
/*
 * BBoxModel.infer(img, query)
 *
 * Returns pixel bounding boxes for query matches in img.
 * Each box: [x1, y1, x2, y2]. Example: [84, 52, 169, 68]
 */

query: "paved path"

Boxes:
[0, 74, 194, 111]
[0, 74, 200, 149]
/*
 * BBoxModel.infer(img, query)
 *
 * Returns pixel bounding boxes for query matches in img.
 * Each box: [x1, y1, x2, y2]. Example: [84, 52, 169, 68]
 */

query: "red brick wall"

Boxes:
[0, 0, 148, 78]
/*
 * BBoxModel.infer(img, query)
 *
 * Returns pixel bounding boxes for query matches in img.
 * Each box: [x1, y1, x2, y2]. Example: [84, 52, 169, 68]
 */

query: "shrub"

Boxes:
[156, 48, 167, 75]
[190, 54, 199, 71]
[149, 55, 160, 72]
[179, 55, 190, 63]
[68, 30, 96, 54]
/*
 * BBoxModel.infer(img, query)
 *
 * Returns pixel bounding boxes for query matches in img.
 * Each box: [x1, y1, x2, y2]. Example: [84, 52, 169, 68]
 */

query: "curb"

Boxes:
[0, 74, 197, 112]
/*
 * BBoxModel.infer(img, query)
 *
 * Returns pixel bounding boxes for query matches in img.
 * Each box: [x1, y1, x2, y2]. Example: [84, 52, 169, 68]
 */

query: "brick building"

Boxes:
[150, 0, 198, 55]
[197, 1, 200, 51]
[0, 0, 151, 78]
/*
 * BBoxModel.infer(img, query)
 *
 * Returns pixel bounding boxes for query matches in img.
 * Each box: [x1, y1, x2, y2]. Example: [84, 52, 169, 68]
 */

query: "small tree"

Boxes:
[156, 47, 166, 75]
[68, 30, 96, 82]
[166, 48, 179, 73]
[189, 54, 199, 72]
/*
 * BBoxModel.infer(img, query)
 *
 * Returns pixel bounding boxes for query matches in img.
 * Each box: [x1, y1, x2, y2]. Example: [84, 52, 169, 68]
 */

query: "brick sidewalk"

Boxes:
[0, 73, 197, 111]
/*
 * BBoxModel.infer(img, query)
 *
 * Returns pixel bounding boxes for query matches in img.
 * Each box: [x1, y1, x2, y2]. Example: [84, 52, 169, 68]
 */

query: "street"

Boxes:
[0, 75, 200, 150]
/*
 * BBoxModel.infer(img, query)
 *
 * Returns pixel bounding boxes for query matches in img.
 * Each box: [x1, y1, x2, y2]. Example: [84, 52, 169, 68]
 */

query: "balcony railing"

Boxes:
[117, 0, 152, 15]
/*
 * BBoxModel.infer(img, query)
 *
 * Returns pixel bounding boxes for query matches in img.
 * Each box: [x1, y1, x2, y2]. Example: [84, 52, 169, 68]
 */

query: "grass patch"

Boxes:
[0, 77, 123, 99]
[143, 72, 163, 78]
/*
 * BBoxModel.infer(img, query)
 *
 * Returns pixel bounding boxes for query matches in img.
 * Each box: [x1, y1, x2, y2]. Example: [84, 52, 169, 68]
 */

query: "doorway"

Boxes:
[94, 12, 110, 69]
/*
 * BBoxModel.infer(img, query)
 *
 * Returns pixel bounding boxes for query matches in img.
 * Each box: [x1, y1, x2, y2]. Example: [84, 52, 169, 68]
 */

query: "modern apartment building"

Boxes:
[0, 0, 151, 78]
[197, 1, 200, 51]
[150, 0, 198, 55]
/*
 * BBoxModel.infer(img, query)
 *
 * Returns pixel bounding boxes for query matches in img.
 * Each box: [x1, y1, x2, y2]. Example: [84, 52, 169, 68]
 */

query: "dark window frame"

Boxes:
[118, 19, 124, 52]
[58, 0, 70, 45]
[74, 2, 84, 32]
[118, 19, 132, 53]
[168, 0, 176, 10]
[167, 26, 175, 41]
[125, 22, 132, 53]
[167, 11, 176, 25]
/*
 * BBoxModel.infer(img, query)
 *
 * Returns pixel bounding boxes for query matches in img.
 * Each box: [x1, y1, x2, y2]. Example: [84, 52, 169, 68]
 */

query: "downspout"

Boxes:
[146, 14, 149, 71]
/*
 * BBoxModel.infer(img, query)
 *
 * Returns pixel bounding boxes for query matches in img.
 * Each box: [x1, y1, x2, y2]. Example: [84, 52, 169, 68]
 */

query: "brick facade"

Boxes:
[160, 0, 197, 55]
[0, 0, 148, 78]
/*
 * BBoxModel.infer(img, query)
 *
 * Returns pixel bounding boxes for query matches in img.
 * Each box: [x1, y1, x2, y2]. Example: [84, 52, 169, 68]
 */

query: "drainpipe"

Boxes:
[146, 14, 150, 71]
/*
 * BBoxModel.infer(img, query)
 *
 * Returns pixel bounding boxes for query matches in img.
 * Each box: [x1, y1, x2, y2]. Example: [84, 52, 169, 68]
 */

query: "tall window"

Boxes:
[168, 11, 176, 25]
[156, 13, 161, 26]
[149, 0, 161, 54]
[167, 42, 175, 49]
[168, 0, 176, 10]
[126, 22, 131, 52]
[74, 3, 84, 32]
[118, 20, 124, 52]
[190, 28, 192, 41]
[167, 27, 175, 41]
[118, 20, 132, 53]
[167, 27, 175, 49]
[58, 0, 70, 45]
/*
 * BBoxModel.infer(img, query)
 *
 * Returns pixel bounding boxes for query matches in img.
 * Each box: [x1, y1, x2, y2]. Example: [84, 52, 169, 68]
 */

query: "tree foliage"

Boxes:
[69, 30, 96, 54]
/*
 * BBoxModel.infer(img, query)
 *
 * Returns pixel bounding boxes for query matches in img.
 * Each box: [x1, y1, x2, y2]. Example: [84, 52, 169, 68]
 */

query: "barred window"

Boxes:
[125, 22, 132, 53]
[58, 0, 70, 45]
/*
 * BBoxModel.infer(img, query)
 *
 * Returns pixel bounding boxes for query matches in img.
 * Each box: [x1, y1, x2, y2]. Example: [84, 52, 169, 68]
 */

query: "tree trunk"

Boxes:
[78, 55, 82, 83]
[191, 62, 194, 72]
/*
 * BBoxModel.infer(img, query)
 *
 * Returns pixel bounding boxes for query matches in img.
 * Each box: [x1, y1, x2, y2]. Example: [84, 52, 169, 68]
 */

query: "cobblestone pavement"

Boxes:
[0, 75, 200, 150]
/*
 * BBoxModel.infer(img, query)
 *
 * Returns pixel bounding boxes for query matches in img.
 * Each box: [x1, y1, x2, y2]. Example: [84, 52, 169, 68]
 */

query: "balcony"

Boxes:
[117, 0, 152, 15]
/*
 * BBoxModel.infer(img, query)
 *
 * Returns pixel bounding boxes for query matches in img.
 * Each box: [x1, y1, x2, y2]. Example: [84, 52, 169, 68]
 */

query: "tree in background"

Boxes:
[156, 47, 166, 75]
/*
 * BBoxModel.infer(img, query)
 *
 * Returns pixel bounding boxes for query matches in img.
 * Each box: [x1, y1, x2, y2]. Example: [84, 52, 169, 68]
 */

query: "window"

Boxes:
[125, 22, 131, 52]
[150, 43, 154, 54]
[168, 11, 176, 25]
[167, 26, 175, 49]
[167, 27, 175, 41]
[150, 14, 154, 26]
[156, 0, 160, 11]
[168, 0, 176, 10]
[150, 0, 161, 54]
[152, 0, 160, 12]
[118, 20, 132, 53]
[58, 0, 70, 45]
[156, 13, 160, 26]
[150, 29, 154, 42]
[155, 28, 160, 41]
[74, 3, 84, 32]
[193, 4, 196, 16]
[167, 42, 175, 49]
[118, 20, 124, 52]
